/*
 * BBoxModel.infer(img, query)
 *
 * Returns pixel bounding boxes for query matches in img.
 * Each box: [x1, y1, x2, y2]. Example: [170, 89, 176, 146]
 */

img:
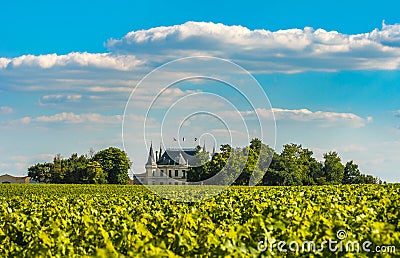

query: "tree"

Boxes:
[92, 147, 131, 184]
[28, 163, 52, 183]
[271, 144, 319, 185]
[219, 147, 245, 185]
[235, 138, 275, 186]
[187, 145, 210, 182]
[233, 146, 254, 185]
[63, 153, 89, 183]
[27, 147, 130, 184]
[253, 142, 275, 185]
[209, 144, 234, 184]
[84, 161, 107, 184]
[27, 143, 378, 185]
[360, 174, 378, 184]
[308, 157, 323, 185]
[343, 160, 362, 184]
[323, 152, 345, 184]
[262, 143, 325, 186]
[249, 138, 262, 154]
[51, 154, 65, 183]
[263, 152, 283, 185]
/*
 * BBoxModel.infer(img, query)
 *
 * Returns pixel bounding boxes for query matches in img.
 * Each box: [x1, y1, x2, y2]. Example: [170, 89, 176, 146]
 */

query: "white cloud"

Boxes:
[88, 86, 132, 93]
[221, 108, 370, 128]
[0, 52, 144, 71]
[35, 112, 122, 124]
[368, 21, 400, 47]
[0, 58, 10, 69]
[270, 108, 369, 128]
[9, 112, 122, 125]
[4, 112, 151, 128]
[107, 21, 400, 72]
[2, 22, 400, 97]
[0, 106, 14, 114]
[39, 94, 82, 105]
[43, 94, 82, 101]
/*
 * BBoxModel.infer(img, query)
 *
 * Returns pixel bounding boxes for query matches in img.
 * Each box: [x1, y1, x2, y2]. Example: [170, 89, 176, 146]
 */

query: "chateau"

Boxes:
[138, 143, 212, 185]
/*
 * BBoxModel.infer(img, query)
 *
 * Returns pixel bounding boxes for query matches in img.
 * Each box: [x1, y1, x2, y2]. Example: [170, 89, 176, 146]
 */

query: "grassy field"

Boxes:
[0, 184, 399, 257]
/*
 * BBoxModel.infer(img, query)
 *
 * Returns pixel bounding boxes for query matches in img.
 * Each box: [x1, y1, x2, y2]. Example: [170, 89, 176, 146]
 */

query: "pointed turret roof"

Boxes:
[146, 142, 156, 166]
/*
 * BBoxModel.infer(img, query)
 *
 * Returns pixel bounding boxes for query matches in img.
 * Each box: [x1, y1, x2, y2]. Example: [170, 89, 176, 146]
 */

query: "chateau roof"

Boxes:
[157, 148, 196, 166]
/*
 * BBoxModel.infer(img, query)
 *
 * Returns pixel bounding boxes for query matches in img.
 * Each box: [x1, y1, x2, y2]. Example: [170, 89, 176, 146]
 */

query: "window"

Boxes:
[182, 170, 186, 178]
[169, 170, 172, 177]
[175, 170, 179, 177]
[160, 170, 164, 177]
[174, 182, 178, 185]
[152, 170, 155, 177]
[160, 182, 163, 185]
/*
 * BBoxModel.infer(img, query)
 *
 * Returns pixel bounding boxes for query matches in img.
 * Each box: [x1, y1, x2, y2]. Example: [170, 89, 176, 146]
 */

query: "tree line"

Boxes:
[28, 140, 379, 185]
[188, 138, 380, 185]
[28, 147, 131, 184]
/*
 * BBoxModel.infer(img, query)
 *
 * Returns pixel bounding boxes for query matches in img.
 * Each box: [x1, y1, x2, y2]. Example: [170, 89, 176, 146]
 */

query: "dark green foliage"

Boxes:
[92, 147, 131, 184]
[28, 147, 131, 184]
[323, 151, 345, 184]
[84, 161, 107, 184]
[187, 145, 210, 182]
[343, 160, 362, 184]
[188, 139, 378, 186]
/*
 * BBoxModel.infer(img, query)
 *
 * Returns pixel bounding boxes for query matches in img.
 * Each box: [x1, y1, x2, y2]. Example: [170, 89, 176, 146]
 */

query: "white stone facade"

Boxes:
[144, 144, 195, 185]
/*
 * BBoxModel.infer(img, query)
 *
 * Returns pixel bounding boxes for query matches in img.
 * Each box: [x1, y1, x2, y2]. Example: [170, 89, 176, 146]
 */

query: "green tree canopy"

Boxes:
[92, 147, 131, 184]
[28, 147, 131, 184]
[323, 151, 345, 184]
[187, 145, 210, 182]
[343, 160, 362, 184]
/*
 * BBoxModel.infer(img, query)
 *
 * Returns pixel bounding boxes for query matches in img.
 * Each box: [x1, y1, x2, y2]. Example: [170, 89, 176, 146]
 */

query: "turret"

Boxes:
[145, 142, 157, 177]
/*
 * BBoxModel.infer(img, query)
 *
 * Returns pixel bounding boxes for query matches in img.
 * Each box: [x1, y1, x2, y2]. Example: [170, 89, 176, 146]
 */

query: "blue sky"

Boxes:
[1, 0, 400, 182]
[2, 0, 400, 57]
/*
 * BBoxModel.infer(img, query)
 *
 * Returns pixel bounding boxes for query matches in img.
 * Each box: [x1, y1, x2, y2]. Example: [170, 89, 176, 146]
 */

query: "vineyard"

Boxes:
[0, 184, 399, 257]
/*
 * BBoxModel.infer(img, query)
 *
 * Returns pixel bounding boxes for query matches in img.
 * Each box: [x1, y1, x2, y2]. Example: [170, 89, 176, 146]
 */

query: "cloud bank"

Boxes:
[10, 112, 122, 125]
[107, 21, 400, 72]
[0, 52, 143, 71]
[38, 94, 82, 105]
[223, 108, 371, 128]
[0, 22, 400, 75]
